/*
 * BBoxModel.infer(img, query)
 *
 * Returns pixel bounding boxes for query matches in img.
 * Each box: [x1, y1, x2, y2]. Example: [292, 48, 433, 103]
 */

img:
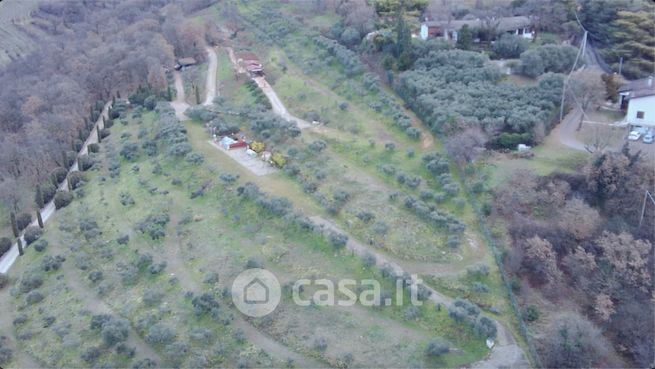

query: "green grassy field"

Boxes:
[3, 101, 492, 367]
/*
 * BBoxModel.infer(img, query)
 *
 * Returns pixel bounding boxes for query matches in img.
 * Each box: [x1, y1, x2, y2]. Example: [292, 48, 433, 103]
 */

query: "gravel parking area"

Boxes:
[209, 140, 278, 176]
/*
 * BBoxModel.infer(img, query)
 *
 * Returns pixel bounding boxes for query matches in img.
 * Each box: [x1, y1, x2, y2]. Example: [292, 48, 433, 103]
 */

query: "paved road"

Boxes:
[309, 216, 529, 369]
[0, 102, 111, 275]
[546, 107, 587, 152]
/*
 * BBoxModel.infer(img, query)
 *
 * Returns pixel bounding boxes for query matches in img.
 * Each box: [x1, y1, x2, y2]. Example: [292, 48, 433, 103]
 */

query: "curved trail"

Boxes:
[310, 216, 529, 368]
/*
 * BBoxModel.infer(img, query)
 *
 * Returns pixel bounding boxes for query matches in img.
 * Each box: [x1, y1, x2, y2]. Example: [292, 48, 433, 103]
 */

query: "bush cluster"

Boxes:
[136, 212, 170, 240]
[447, 299, 497, 339]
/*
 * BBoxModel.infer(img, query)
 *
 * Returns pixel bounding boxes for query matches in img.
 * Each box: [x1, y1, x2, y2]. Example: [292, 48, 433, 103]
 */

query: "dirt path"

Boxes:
[226, 47, 245, 74]
[203, 46, 218, 106]
[0, 102, 111, 275]
[171, 71, 190, 121]
[309, 216, 529, 368]
[252, 76, 312, 129]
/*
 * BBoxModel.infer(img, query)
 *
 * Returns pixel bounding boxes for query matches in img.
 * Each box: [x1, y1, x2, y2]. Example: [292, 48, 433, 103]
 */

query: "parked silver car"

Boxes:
[643, 130, 654, 144]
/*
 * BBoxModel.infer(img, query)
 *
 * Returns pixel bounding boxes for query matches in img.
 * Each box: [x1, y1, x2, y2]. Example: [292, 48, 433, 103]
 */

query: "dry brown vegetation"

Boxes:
[0, 0, 211, 232]
[493, 147, 654, 367]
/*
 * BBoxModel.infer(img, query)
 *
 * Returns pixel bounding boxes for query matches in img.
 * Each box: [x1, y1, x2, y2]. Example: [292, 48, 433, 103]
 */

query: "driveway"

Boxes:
[546, 107, 587, 151]
[171, 71, 190, 121]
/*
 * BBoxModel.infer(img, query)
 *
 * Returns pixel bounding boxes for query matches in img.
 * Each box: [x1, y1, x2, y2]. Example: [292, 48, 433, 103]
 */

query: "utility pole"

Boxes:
[618, 56, 623, 75]
[559, 31, 588, 122]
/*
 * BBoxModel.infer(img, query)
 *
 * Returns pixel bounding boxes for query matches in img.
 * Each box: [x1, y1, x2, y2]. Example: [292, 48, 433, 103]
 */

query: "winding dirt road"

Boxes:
[310, 216, 529, 369]
[203, 46, 218, 106]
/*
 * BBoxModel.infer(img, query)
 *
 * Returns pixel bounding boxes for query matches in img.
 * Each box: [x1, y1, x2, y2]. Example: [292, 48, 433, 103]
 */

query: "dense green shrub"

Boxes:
[50, 167, 68, 185]
[136, 213, 170, 240]
[0, 238, 11, 257]
[191, 293, 220, 316]
[87, 143, 100, 153]
[523, 305, 540, 322]
[145, 322, 176, 345]
[41, 182, 57, 204]
[16, 213, 32, 231]
[116, 234, 129, 245]
[23, 226, 42, 244]
[185, 152, 204, 165]
[361, 252, 377, 268]
[120, 143, 139, 161]
[42, 255, 65, 271]
[328, 231, 348, 249]
[19, 272, 43, 293]
[78, 154, 94, 171]
[519, 44, 578, 77]
[492, 34, 528, 59]
[426, 338, 449, 357]
[25, 290, 44, 305]
[68, 172, 86, 189]
[54, 191, 73, 209]
[80, 346, 101, 364]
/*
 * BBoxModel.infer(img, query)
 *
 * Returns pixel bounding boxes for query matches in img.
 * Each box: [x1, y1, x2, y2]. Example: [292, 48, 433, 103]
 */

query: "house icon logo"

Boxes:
[244, 277, 269, 304]
[232, 268, 281, 317]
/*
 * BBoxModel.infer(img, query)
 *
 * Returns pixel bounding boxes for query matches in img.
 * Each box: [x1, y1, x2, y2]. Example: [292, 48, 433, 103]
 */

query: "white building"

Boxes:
[619, 76, 655, 128]
[419, 16, 534, 42]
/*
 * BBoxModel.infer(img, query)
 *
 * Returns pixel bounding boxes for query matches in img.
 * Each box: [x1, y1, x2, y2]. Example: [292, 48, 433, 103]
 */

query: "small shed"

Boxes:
[219, 136, 248, 150]
[174, 57, 197, 70]
[238, 51, 264, 76]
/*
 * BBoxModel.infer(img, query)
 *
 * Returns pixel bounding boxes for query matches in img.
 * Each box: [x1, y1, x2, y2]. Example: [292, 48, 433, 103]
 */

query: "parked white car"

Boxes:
[628, 131, 642, 141]
[643, 130, 654, 144]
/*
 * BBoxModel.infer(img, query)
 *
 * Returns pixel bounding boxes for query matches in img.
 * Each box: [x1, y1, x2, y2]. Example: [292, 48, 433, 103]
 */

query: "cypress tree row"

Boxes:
[35, 185, 44, 209]
[167, 85, 172, 101]
[37, 211, 44, 229]
[17, 237, 23, 256]
[195, 85, 200, 105]
[10, 212, 18, 237]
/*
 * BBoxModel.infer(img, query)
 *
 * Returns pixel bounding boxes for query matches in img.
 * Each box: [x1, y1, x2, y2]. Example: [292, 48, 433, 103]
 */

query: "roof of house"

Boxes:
[177, 57, 197, 66]
[423, 16, 532, 32]
[619, 76, 655, 98]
